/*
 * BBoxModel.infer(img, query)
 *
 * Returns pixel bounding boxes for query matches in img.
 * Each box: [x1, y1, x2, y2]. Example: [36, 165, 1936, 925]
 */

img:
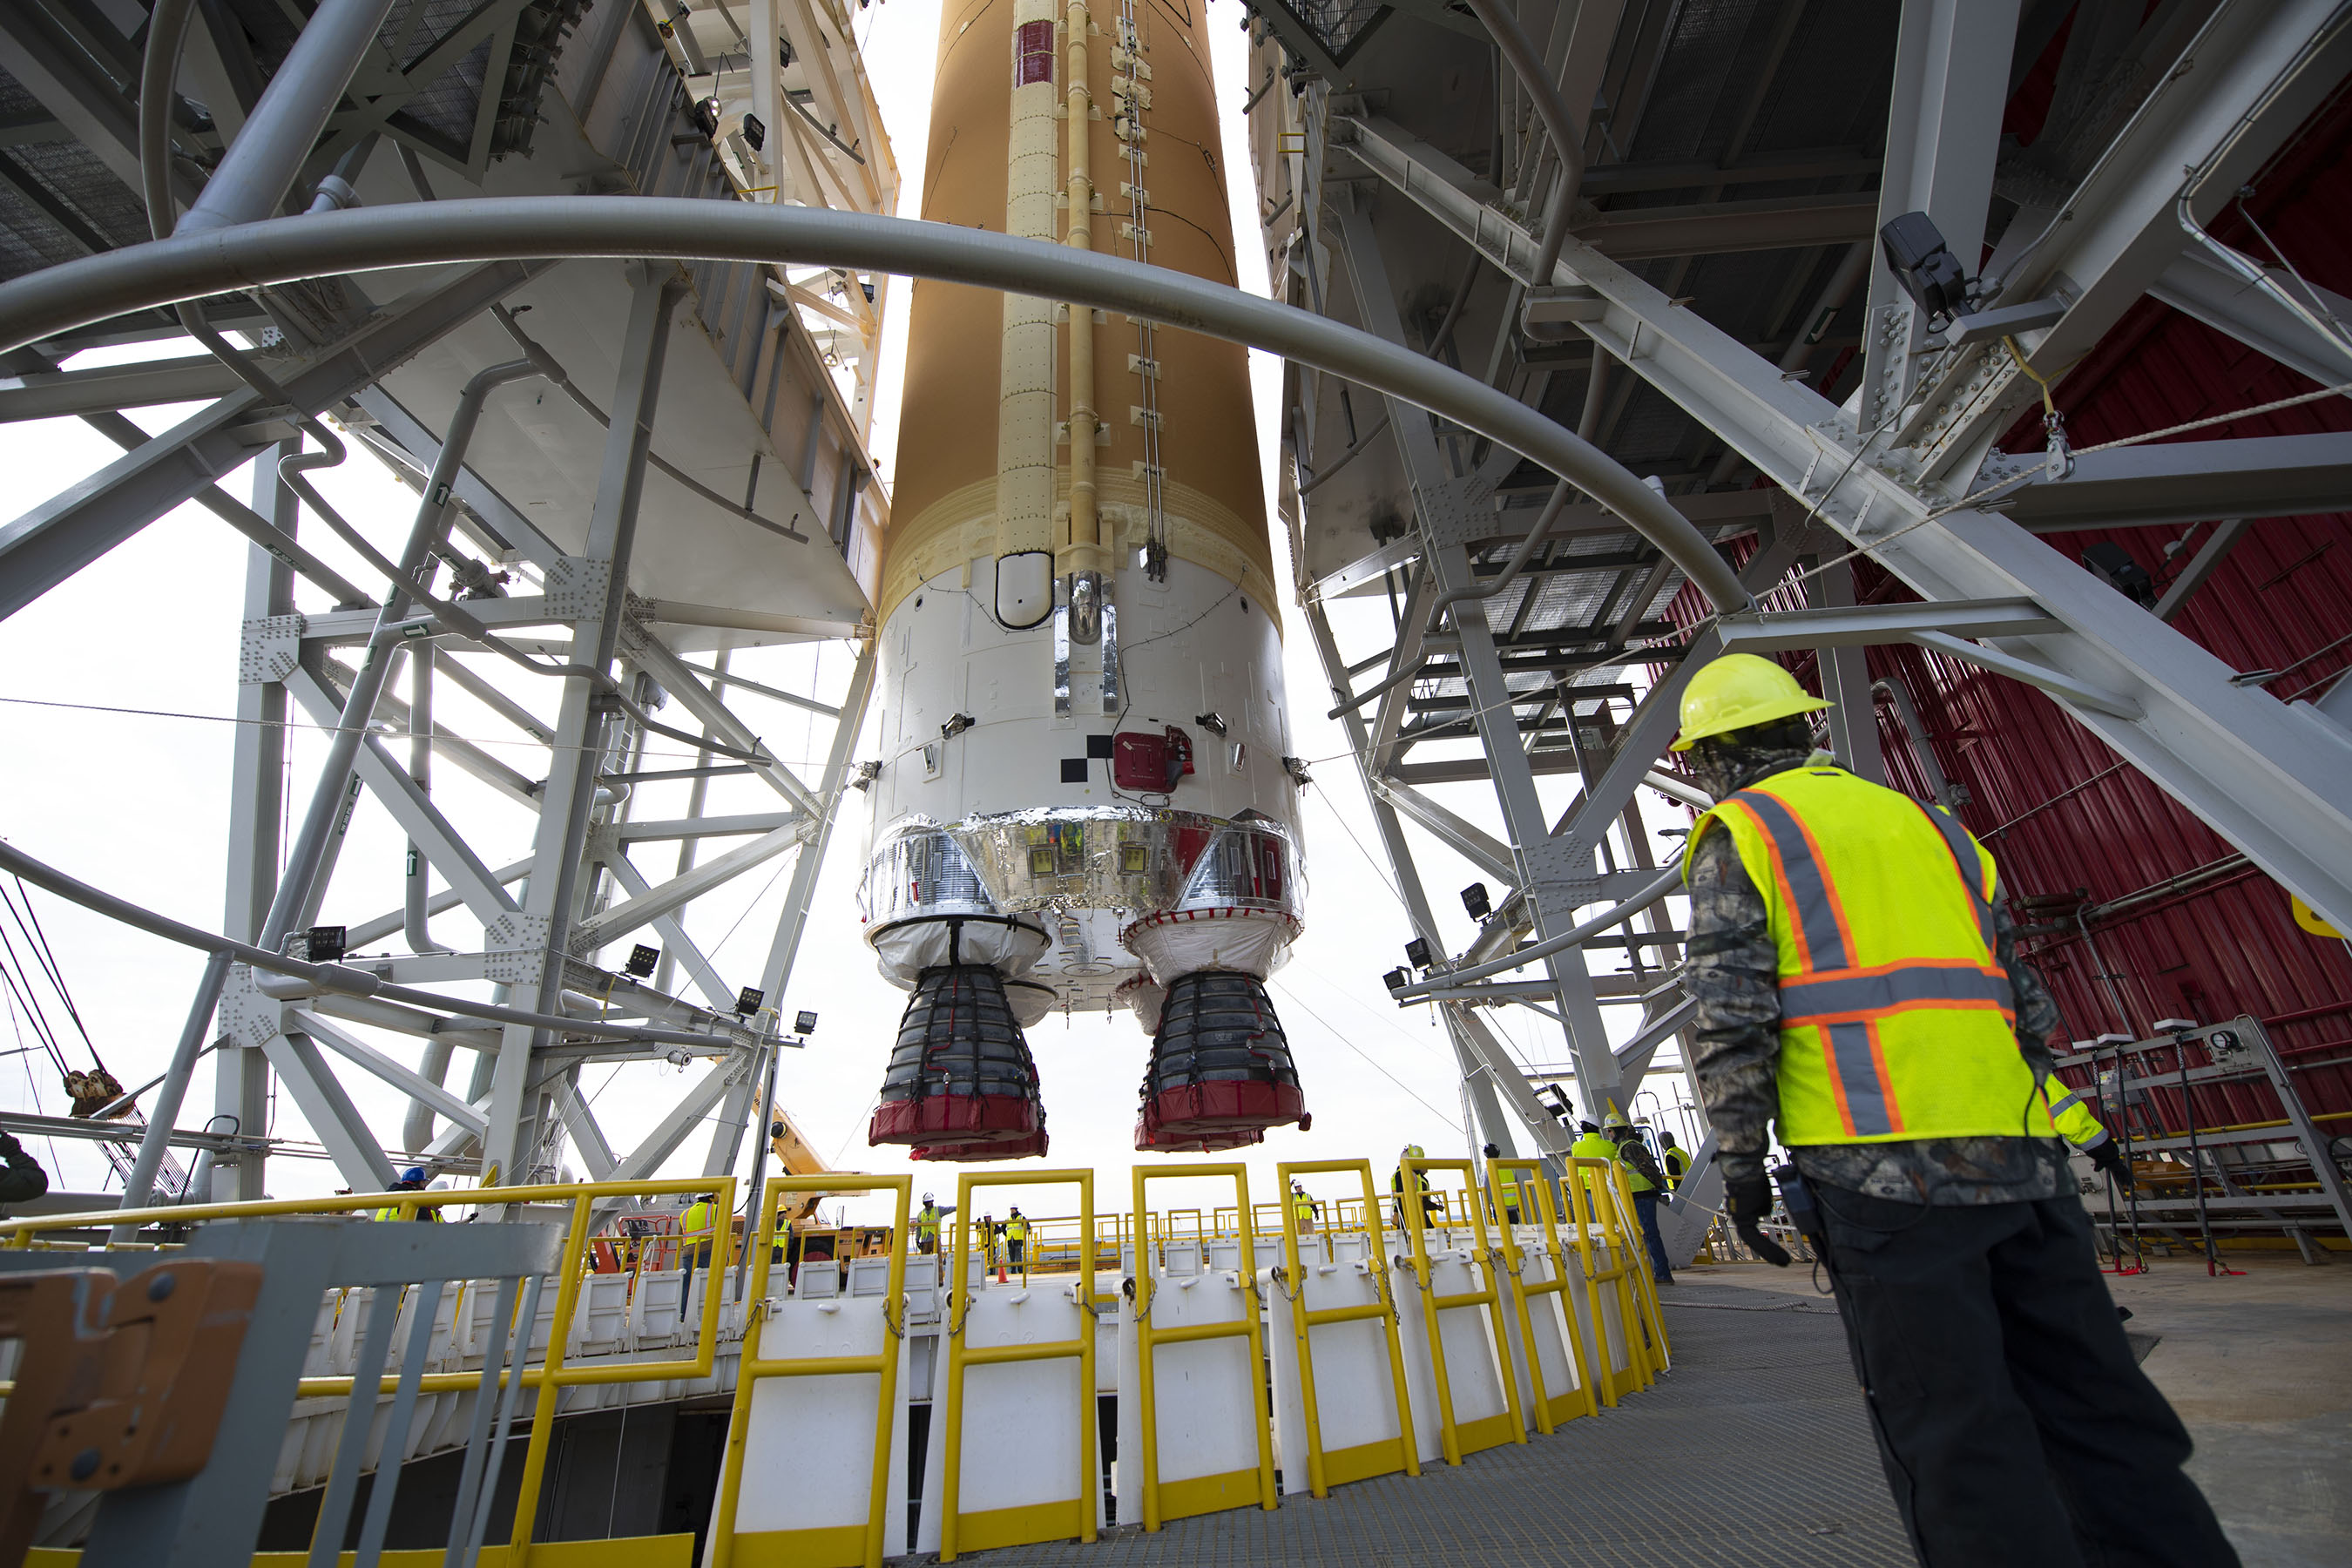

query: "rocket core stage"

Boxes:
[861, 0, 1308, 1158]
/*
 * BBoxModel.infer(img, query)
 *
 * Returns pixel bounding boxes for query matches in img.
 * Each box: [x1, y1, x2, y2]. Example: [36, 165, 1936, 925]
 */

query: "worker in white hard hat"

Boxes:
[915, 1193, 941, 1255]
[1674, 651, 2230, 1565]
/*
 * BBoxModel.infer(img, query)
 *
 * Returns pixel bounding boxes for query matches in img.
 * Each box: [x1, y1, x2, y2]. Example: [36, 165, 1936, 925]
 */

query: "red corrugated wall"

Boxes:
[1656, 84, 2352, 1178]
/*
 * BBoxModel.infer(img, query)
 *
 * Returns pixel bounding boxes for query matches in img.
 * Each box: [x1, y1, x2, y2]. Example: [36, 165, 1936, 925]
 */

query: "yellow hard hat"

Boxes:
[1671, 652, 1830, 751]
[1404, 1143, 1425, 1158]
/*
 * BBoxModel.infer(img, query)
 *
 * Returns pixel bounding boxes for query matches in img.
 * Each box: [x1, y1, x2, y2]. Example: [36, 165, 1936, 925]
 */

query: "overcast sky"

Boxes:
[0, 0, 1692, 1227]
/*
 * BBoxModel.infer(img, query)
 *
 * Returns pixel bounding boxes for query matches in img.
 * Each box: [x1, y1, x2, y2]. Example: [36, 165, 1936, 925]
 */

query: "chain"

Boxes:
[881, 1294, 908, 1341]
[944, 1288, 972, 1340]
[1266, 1263, 1299, 1304]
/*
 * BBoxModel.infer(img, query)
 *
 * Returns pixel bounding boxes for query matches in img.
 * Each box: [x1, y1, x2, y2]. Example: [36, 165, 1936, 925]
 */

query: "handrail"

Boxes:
[0, 1174, 736, 1567]
[0, 200, 1757, 617]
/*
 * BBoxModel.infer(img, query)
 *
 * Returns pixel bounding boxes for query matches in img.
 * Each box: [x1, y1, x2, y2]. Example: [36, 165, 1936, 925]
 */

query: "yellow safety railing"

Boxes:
[706, 1173, 911, 1568]
[1490, 1159, 1599, 1435]
[939, 1167, 1098, 1562]
[2, 1176, 737, 1567]
[1128, 1165, 1279, 1531]
[1396, 1156, 1526, 1465]
[1558, 1159, 1655, 1403]
[1612, 1159, 1673, 1370]
[1272, 1159, 1419, 1497]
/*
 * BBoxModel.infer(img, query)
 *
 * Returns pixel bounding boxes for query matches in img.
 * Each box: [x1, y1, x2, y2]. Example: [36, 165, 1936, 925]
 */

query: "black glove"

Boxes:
[1726, 1172, 1791, 1267]
[2089, 1139, 2132, 1188]
[1653, 1188, 1672, 1210]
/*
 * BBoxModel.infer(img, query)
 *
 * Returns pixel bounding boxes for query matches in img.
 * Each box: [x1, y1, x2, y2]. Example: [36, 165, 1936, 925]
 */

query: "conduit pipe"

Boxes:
[0, 836, 747, 1052]
[176, 0, 401, 233]
[1389, 864, 1682, 999]
[1063, 0, 1105, 584]
[1461, 0, 1585, 295]
[0, 200, 1753, 613]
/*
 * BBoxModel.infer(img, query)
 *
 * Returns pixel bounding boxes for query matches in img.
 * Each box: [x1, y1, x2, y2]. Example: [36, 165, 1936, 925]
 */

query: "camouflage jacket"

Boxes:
[1684, 745, 2068, 1206]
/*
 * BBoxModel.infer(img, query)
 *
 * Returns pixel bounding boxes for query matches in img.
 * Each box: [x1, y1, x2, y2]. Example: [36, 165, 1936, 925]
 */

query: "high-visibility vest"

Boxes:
[2043, 1079, 2111, 1152]
[1682, 764, 2052, 1146]
[1292, 1193, 1316, 1223]
[1494, 1169, 1521, 1209]
[1570, 1132, 1615, 1162]
[1618, 1144, 1659, 1195]
[1663, 1147, 1691, 1188]
[916, 1205, 939, 1240]
[1004, 1216, 1027, 1241]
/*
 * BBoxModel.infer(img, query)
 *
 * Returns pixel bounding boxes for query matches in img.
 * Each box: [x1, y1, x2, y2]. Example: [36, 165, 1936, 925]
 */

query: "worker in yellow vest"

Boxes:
[1675, 652, 2230, 1565]
[1481, 1143, 1523, 1227]
[371, 1166, 441, 1222]
[1003, 1207, 1028, 1274]
[915, 1193, 940, 1255]
[1604, 1113, 1676, 1285]
[1391, 1145, 1441, 1229]
[1658, 1132, 1692, 1191]
[1290, 1180, 1319, 1236]
[2044, 1079, 2133, 1185]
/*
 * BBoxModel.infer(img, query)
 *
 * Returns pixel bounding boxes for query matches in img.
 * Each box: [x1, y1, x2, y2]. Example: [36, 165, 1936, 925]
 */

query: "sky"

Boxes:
[0, 0, 1694, 1228]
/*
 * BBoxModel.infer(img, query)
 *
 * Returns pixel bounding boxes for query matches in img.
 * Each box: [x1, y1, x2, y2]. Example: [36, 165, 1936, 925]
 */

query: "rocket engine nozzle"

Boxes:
[1133, 970, 1308, 1152]
[868, 965, 1049, 1161]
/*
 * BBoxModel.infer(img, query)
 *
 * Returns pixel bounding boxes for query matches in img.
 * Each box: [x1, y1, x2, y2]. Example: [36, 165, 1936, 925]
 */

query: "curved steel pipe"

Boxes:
[0, 200, 1752, 614]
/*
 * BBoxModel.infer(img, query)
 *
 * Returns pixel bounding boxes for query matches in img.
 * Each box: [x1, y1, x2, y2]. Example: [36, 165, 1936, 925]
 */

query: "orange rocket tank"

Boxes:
[863, 0, 1308, 1158]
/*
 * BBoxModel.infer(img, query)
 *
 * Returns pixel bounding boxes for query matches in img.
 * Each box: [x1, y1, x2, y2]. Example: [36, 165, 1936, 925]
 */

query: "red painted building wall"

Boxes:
[1657, 87, 2352, 1189]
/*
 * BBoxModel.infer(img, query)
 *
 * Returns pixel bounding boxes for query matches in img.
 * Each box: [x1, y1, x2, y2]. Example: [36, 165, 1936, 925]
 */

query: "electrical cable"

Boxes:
[0, 694, 830, 767]
[1265, 977, 1462, 1132]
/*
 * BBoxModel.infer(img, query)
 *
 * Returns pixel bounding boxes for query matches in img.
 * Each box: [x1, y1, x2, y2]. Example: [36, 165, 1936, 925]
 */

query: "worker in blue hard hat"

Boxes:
[1674, 652, 2231, 1565]
[372, 1166, 441, 1221]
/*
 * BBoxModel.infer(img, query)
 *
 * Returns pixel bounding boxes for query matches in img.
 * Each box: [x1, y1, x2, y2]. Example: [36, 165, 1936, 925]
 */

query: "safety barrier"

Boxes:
[1392, 1157, 1526, 1466]
[1488, 1159, 1599, 1434]
[1558, 1158, 1667, 1403]
[706, 1175, 914, 1568]
[932, 1168, 1100, 1561]
[1, 1179, 735, 1568]
[3, 1155, 1693, 1565]
[1267, 1160, 1421, 1497]
[1119, 1165, 1279, 1531]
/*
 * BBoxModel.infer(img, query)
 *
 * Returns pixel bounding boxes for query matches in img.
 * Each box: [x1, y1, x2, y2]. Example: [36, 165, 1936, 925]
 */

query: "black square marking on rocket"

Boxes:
[1060, 758, 1089, 783]
[1086, 733, 1115, 759]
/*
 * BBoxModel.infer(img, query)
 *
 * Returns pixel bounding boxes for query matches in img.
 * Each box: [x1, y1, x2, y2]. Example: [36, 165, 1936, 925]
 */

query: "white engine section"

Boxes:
[863, 553, 1304, 1011]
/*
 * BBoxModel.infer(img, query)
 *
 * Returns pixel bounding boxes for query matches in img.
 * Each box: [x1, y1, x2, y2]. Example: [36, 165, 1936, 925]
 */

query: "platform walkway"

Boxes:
[978, 1279, 1913, 1567]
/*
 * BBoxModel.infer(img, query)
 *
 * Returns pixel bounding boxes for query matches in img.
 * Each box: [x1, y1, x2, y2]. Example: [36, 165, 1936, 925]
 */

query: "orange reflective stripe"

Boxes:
[1909, 798, 1995, 955]
[1781, 960, 2015, 1025]
[1820, 1020, 1903, 1138]
[1727, 794, 1855, 970]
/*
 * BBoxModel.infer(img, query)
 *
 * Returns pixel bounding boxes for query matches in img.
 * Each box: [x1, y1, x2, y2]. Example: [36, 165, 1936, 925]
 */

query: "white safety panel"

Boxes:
[1498, 1244, 1588, 1428]
[1113, 1267, 1263, 1521]
[1389, 1247, 1511, 1463]
[915, 1279, 1105, 1553]
[1266, 1247, 1406, 1497]
[732, 1290, 916, 1558]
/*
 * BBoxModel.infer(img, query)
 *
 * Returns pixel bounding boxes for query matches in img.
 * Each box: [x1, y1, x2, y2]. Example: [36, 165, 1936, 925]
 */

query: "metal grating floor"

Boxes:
[964, 1281, 1911, 1567]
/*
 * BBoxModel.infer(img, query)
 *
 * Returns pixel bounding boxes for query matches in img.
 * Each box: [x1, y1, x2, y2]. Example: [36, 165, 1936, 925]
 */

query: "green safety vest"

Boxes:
[1684, 765, 2051, 1146]
[1292, 1193, 1315, 1222]
[916, 1205, 939, 1239]
[1663, 1147, 1691, 1187]
[1004, 1216, 1027, 1241]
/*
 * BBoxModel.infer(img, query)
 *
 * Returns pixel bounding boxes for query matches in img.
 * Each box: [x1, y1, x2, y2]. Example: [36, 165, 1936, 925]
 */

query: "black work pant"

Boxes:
[1816, 1186, 2236, 1568]
[1632, 1191, 1674, 1284]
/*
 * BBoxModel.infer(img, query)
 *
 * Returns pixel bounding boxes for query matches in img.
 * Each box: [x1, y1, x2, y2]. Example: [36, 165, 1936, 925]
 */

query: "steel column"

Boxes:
[485, 267, 681, 1187]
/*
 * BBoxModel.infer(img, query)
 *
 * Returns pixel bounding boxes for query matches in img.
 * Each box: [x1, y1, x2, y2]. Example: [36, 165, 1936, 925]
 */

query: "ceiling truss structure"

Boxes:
[0, 0, 892, 1208]
[1250, 0, 2352, 1243]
